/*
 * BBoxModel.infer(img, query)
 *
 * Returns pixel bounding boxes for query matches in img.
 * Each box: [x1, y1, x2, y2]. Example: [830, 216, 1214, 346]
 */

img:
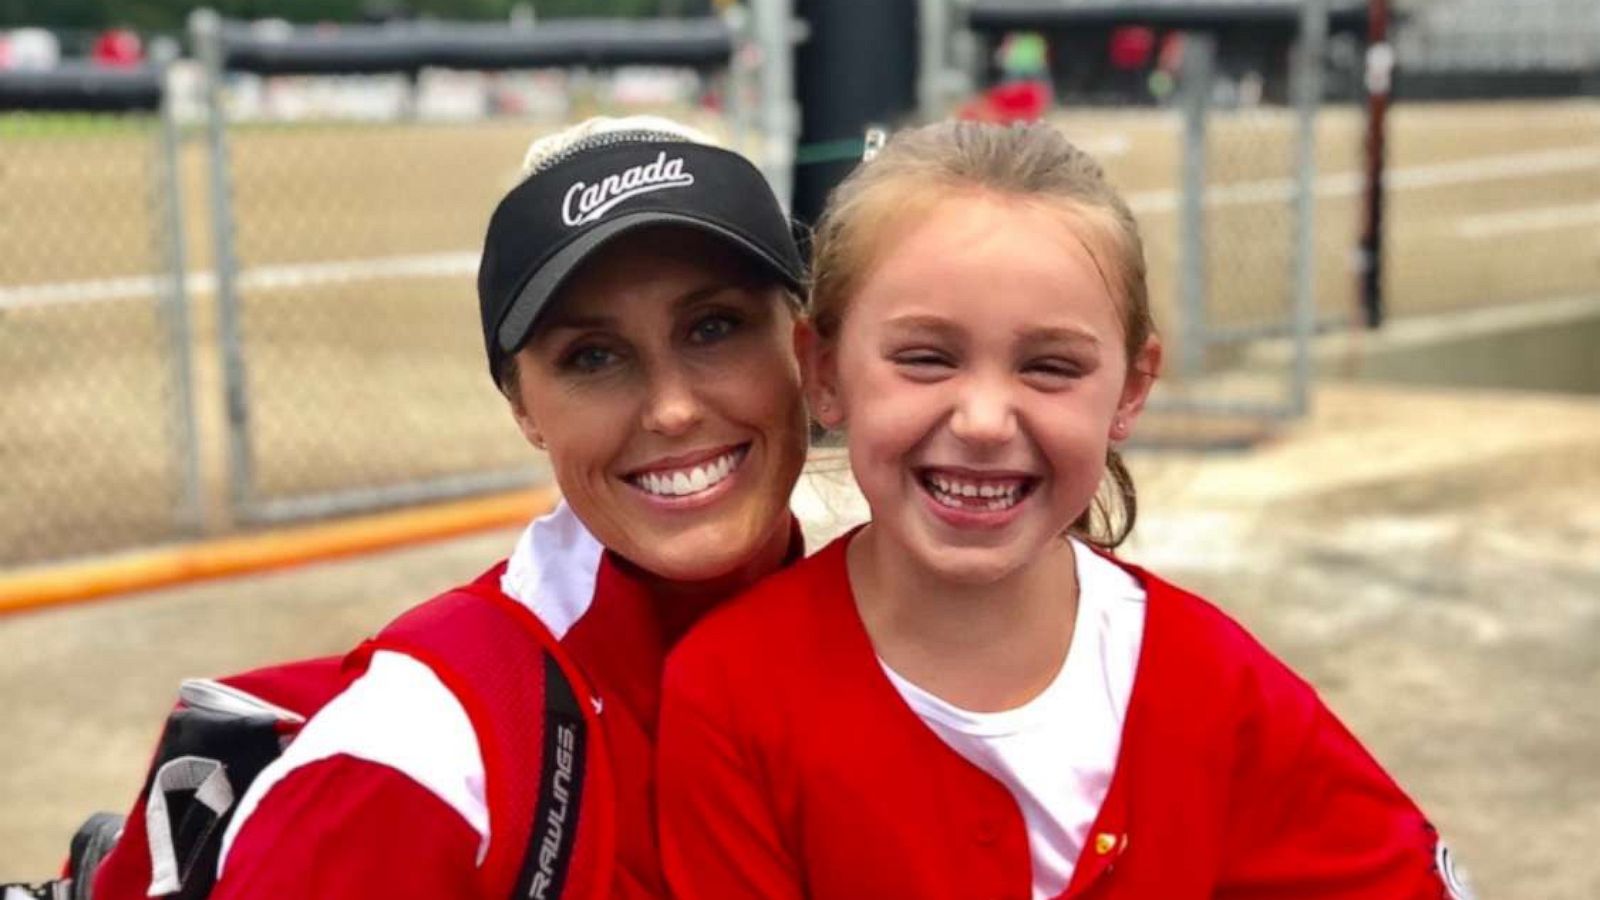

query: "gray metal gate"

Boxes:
[0, 49, 200, 567]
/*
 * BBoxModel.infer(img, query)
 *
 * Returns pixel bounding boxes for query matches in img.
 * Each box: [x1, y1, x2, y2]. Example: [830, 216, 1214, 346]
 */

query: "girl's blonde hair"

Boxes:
[808, 120, 1156, 549]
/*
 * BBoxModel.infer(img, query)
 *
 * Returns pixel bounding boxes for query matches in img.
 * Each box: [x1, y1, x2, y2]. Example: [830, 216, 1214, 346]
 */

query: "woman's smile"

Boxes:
[624, 442, 751, 507]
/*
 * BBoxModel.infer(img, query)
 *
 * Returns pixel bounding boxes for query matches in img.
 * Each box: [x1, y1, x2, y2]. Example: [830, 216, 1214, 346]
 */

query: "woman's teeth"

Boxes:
[633, 448, 743, 498]
[925, 473, 1027, 511]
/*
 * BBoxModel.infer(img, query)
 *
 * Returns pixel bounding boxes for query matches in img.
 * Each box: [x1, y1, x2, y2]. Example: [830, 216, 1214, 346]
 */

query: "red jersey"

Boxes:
[658, 533, 1465, 899]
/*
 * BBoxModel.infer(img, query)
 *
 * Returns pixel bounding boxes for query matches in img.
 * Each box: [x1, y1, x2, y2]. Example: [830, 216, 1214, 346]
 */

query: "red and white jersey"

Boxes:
[658, 532, 1468, 900]
[213, 503, 610, 893]
[95, 501, 793, 900]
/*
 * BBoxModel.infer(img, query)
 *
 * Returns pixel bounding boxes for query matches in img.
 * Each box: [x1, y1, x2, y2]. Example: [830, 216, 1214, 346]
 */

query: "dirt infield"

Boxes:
[2, 381, 1598, 897]
[2, 101, 1596, 567]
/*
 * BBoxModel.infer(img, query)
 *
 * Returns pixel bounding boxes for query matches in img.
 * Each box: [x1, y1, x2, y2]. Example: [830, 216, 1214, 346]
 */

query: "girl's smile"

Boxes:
[915, 466, 1041, 529]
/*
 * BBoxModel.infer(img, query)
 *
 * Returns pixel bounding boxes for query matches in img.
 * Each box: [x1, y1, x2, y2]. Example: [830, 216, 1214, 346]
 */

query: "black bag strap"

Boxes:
[511, 653, 589, 900]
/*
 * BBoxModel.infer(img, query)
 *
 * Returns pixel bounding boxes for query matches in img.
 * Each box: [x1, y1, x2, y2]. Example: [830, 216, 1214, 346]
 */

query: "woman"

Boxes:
[90, 116, 812, 900]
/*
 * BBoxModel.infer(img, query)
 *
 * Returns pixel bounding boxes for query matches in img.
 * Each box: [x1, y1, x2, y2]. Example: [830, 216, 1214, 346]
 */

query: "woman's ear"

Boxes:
[1111, 334, 1163, 443]
[503, 365, 547, 451]
[514, 409, 547, 451]
[795, 320, 846, 429]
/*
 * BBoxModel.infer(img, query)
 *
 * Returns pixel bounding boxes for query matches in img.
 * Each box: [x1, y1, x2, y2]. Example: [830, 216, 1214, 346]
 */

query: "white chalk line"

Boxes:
[0, 251, 479, 312]
[1456, 202, 1600, 239]
[1125, 144, 1600, 215]
[3, 145, 1596, 313]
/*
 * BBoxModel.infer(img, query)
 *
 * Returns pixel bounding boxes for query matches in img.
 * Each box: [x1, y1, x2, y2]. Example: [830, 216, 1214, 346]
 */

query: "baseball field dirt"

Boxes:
[3, 379, 1599, 897]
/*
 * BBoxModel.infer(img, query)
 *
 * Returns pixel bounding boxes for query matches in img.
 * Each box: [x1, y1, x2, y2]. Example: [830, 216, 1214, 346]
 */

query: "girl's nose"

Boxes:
[948, 379, 1018, 447]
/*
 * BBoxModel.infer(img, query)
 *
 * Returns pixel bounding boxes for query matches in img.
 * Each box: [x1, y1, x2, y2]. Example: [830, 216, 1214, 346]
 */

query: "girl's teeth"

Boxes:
[925, 473, 1025, 510]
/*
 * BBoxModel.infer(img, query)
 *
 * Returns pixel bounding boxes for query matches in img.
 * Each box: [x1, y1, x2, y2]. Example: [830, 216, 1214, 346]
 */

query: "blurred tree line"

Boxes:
[0, 0, 712, 31]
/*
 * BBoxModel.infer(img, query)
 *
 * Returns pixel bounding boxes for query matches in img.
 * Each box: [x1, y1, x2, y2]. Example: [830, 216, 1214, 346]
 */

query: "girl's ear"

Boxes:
[1111, 334, 1163, 443]
[795, 320, 846, 429]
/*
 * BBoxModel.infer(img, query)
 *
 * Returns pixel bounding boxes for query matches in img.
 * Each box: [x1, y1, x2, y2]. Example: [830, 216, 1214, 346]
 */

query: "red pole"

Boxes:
[1358, 0, 1392, 328]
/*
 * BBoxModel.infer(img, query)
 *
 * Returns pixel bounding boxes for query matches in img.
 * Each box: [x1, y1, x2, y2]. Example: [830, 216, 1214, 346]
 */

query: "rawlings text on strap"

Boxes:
[513, 654, 588, 900]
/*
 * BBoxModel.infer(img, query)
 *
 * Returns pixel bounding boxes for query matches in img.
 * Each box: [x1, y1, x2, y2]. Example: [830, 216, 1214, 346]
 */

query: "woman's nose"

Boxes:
[948, 379, 1018, 447]
[640, 365, 704, 436]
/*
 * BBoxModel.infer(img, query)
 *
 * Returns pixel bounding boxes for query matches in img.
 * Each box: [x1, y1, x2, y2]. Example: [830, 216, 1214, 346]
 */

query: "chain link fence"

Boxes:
[1, 8, 798, 568]
[964, 2, 1340, 441]
[0, 62, 199, 568]
[5, 2, 1595, 568]
[206, 110, 548, 522]
[190, 10, 793, 525]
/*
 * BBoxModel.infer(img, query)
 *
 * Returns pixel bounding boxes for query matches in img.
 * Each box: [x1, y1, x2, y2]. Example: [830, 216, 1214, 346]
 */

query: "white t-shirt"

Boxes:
[880, 539, 1147, 899]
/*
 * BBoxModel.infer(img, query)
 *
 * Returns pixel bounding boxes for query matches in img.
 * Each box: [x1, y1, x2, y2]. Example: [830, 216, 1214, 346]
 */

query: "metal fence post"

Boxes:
[950, 0, 981, 99]
[918, 0, 949, 120]
[1177, 32, 1216, 380]
[722, 3, 752, 155]
[1291, 0, 1328, 416]
[751, 0, 797, 212]
[191, 8, 254, 522]
[151, 37, 203, 534]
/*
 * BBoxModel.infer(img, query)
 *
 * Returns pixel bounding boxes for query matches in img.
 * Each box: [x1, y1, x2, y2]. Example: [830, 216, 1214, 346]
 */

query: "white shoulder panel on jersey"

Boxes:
[216, 650, 489, 877]
[501, 499, 604, 639]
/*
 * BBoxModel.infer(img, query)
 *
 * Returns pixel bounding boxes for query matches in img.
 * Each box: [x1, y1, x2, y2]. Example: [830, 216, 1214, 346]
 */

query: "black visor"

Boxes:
[477, 140, 803, 380]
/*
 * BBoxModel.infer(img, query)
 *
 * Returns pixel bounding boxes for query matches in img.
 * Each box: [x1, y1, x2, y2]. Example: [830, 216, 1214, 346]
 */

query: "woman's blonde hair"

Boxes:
[808, 120, 1156, 549]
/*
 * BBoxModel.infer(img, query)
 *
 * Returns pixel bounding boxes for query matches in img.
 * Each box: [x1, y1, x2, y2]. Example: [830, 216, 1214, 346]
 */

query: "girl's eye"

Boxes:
[1022, 358, 1086, 384]
[561, 345, 620, 374]
[1028, 360, 1081, 376]
[892, 350, 954, 369]
[688, 313, 740, 344]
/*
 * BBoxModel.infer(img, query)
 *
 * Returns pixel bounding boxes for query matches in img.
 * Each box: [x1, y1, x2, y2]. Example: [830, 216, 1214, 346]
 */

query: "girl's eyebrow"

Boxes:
[881, 313, 964, 339]
[1017, 325, 1101, 348]
[882, 314, 1101, 350]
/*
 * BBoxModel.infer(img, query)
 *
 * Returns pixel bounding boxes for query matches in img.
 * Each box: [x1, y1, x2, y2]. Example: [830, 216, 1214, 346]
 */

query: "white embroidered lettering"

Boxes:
[560, 152, 695, 226]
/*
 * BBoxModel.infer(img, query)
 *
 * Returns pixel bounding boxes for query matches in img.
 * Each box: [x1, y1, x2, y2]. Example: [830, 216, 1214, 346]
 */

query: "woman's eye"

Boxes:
[562, 345, 620, 374]
[688, 314, 740, 344]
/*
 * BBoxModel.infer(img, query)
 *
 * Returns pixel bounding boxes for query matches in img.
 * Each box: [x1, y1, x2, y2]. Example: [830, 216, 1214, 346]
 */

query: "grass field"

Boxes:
[2, 100, 1597, 566]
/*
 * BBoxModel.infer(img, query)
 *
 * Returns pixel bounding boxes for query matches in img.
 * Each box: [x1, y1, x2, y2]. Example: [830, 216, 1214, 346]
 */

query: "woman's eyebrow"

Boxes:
[672, 281, 760, 310]
[538, 278, 765, 337]
[540, 312, 617, 332]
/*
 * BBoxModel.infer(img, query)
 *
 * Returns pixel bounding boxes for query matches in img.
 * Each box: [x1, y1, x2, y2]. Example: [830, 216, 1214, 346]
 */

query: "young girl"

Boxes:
[656, 121, 1469, 899]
